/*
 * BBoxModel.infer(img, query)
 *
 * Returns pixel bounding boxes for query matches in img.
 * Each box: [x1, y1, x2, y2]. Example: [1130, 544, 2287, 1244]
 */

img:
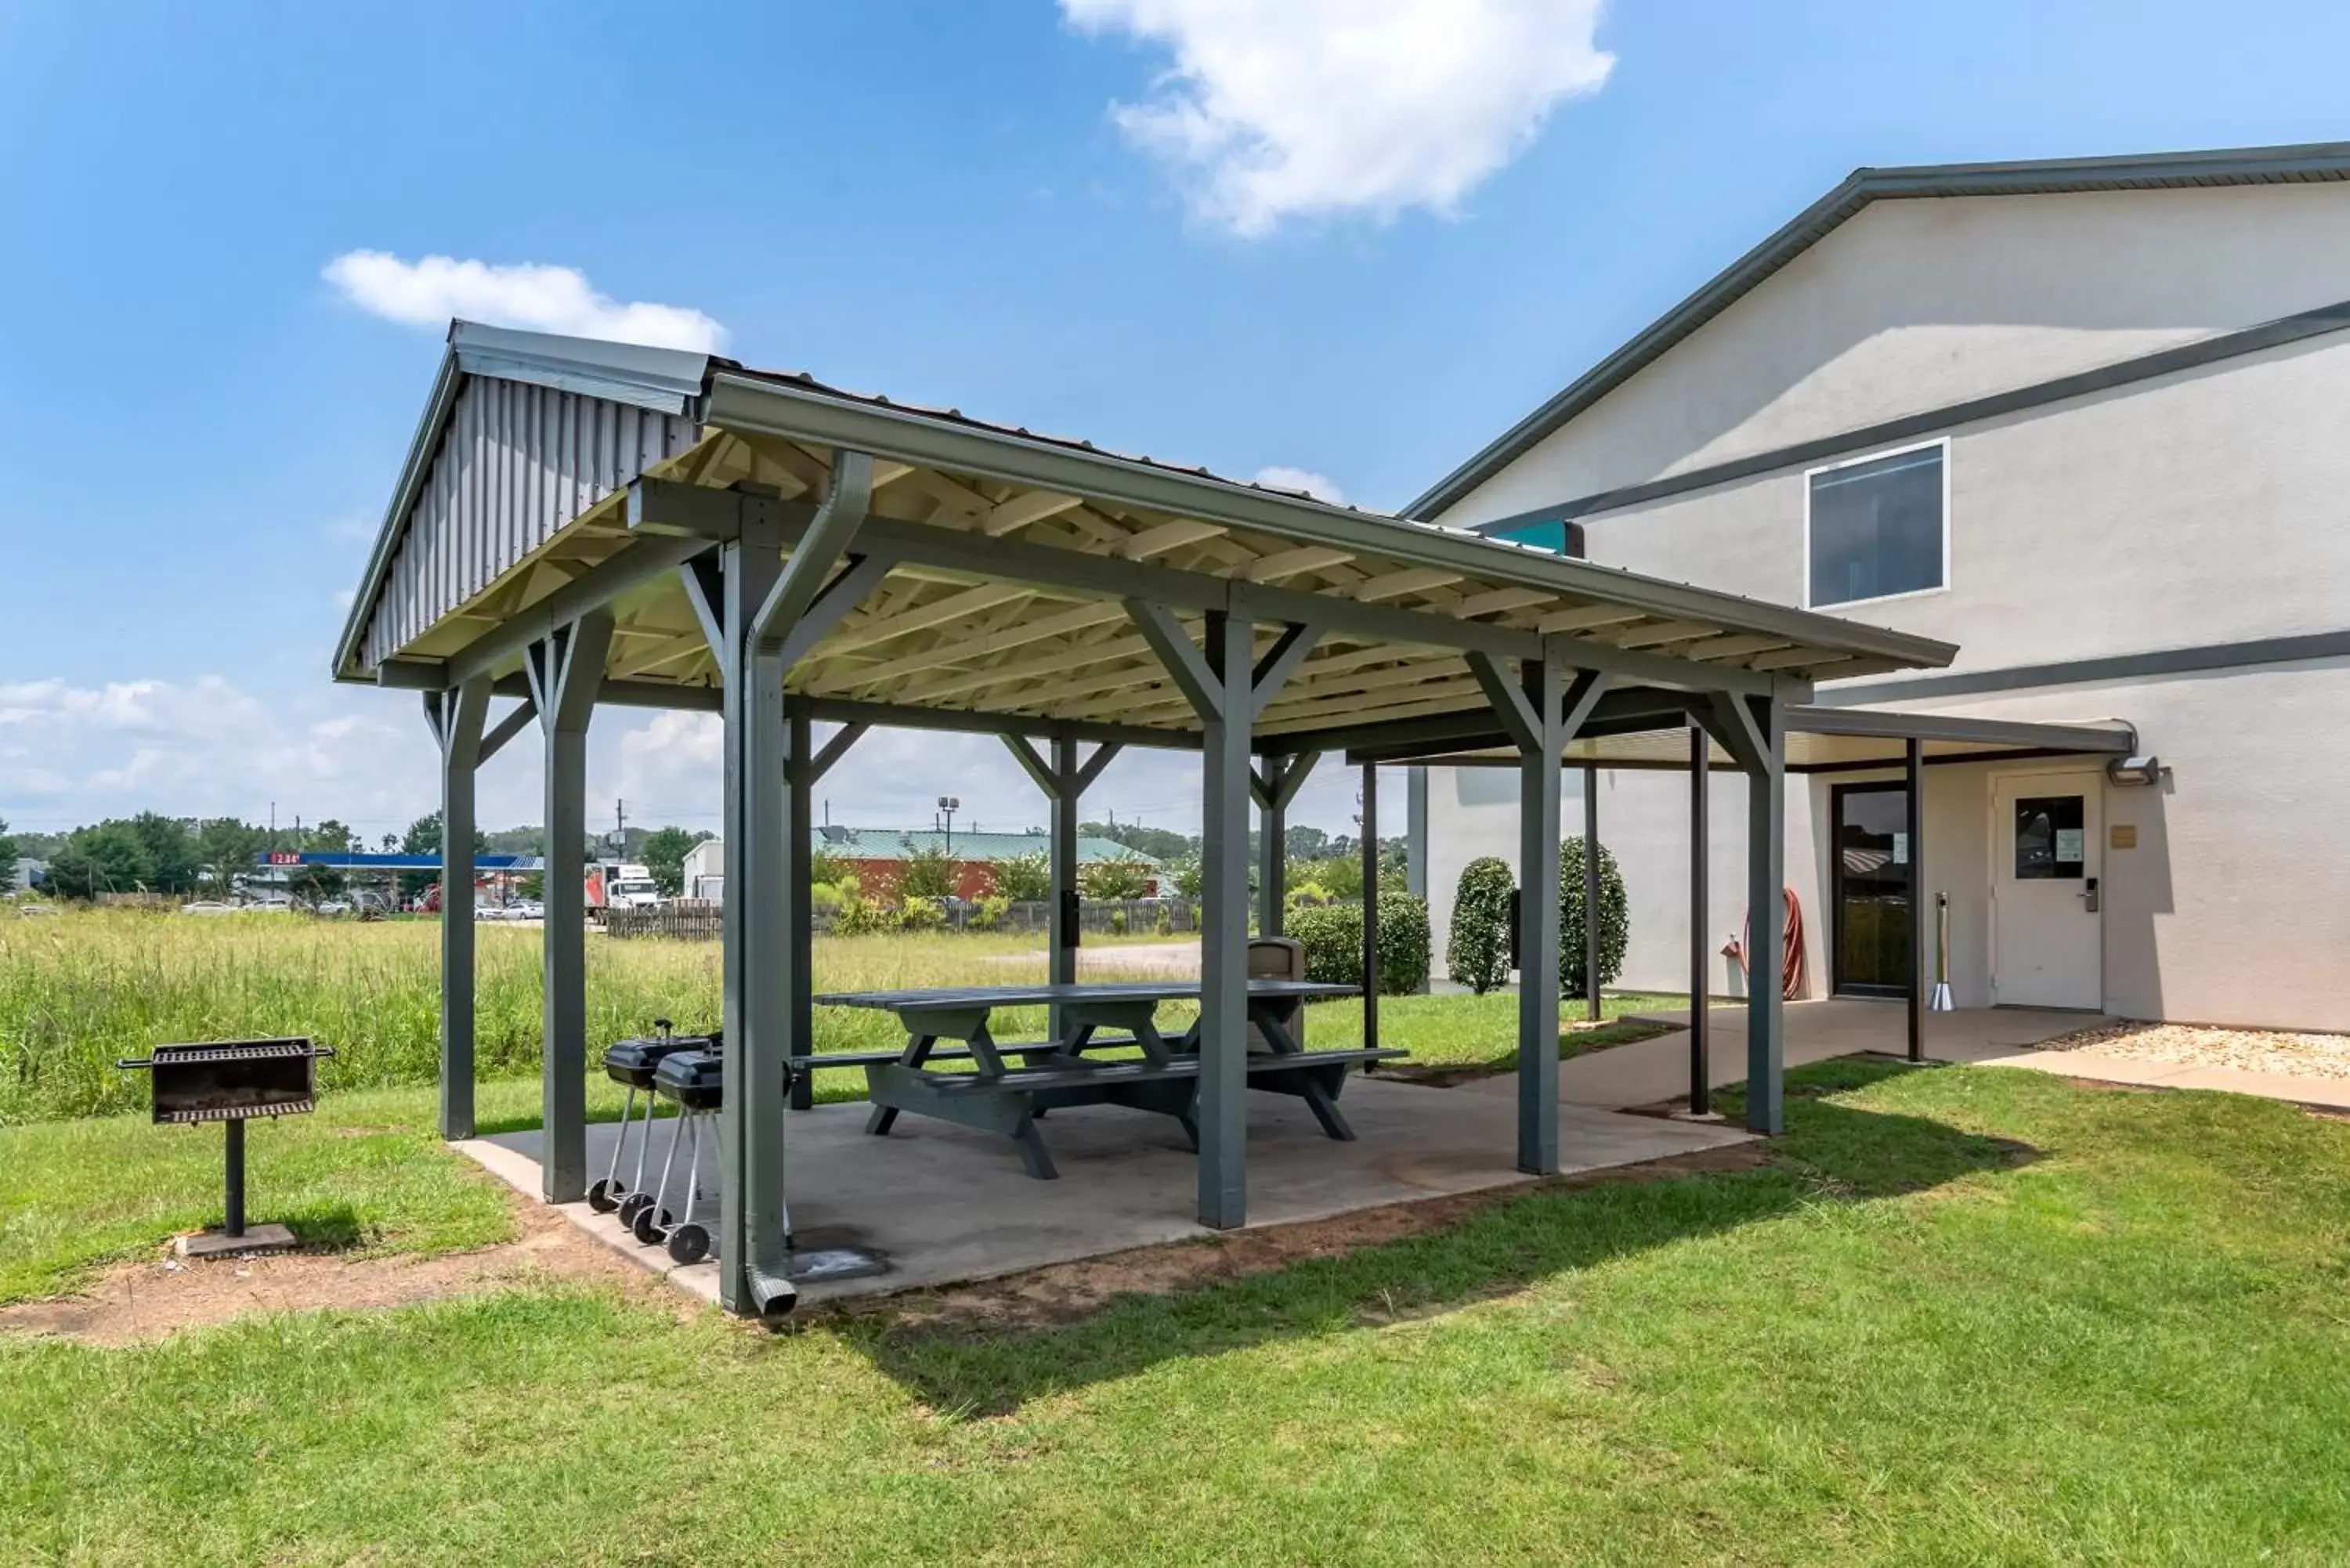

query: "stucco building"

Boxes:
[1408, 143, 2350, 1032]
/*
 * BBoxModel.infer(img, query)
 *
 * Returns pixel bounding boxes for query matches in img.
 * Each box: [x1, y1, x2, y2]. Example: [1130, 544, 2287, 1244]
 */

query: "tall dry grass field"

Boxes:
[0, 907, 1179, 1124]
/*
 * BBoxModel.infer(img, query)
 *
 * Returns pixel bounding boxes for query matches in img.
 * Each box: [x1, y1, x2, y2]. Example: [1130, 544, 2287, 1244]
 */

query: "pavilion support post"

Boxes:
[1582, 763, 1602, 1023]
[1906, 735, 1926, 1064]
[1471, 651, 1611, 1174]
[1688, 721, 1712, 1116]
[786, 709, 866, 1111]
[1712, 690, 1788, 1136]
[687, 452, 876, 1317]
[1127, 602, 1321, 1229]
[425, 677, 490, 1141]
[1256, 755, 1287, 939]
[1002, 732, 1121, 1042]
[1249, 750, 1318, 941]
[523, 613, 613, 1203]
[1360, 761, 1379, 1053]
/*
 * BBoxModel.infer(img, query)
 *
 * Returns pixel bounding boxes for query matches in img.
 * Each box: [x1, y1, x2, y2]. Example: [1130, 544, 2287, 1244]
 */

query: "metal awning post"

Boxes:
[1360, 761, 1379, 1052]
[1688, 720, 1711, 1115]
[1906, 735, 1926, 1064]
[424, 677, 489, 1141]
[1582, 763, 1602, 1022]
[1713, 691, 1788, 1135]
[524, 612, 613, 1202]
[1129, 601, 1321, 1228]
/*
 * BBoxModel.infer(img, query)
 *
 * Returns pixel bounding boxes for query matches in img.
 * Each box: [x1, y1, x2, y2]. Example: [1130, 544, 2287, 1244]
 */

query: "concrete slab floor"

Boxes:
[1456, 999, 2103, 1110]
[457, 1076, 1755, 1307]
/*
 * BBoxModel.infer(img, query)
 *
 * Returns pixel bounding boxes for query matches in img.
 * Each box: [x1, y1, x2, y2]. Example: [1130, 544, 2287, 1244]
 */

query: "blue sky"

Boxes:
[5, 0, 2348, 843]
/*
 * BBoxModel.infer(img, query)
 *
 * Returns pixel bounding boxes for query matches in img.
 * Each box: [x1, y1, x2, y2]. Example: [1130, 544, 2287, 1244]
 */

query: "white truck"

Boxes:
[593, 862, 664, 912]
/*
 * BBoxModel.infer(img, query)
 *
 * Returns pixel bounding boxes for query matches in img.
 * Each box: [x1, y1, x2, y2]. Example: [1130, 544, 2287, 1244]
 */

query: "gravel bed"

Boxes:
[2044, 1021, 2350, 1081]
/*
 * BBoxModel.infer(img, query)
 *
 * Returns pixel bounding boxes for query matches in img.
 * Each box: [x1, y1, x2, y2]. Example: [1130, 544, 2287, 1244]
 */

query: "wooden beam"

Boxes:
[984, 490, 1083, 537]
[1352, 566, 1466, 603]
[1245, 544, 1354, 583]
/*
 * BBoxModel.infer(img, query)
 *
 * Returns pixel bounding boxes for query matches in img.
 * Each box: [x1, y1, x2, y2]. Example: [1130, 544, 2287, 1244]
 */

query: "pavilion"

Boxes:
[334, 321, 1962, 1317]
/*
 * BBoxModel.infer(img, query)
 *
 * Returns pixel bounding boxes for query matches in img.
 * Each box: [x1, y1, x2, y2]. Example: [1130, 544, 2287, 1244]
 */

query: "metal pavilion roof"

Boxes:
[335, 322, 1958, 745]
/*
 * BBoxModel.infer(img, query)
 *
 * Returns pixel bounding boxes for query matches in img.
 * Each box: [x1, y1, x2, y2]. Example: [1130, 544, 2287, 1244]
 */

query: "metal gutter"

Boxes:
[702, 371, 1958, 675]
[1404, 140, 2350, 522]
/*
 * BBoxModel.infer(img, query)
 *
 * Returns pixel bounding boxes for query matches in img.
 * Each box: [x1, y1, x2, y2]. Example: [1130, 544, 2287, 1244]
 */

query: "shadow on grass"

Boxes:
[844, 1059, 2034, 1418]
[282, 1200, 365, 1250]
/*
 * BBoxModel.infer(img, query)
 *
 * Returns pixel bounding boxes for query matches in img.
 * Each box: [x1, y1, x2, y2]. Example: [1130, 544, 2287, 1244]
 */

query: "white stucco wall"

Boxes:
[1423, 656, 2350, 1031]
[1441, 182, 2350, 522]
[1415, 179, 2350, 1032]
[1570, 334, 2350, 674]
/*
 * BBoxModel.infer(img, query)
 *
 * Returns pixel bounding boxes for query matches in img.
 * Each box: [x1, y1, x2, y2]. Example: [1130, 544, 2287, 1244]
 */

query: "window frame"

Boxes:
[1801, 436, 1951, 611]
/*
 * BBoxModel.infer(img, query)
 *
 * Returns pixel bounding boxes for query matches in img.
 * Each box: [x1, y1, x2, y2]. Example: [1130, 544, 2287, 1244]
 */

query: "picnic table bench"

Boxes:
[812, 981, 1405, 1179]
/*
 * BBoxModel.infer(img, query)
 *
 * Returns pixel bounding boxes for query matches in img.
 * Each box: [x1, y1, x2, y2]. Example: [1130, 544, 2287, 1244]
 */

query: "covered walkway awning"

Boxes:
[1333, 701, 2137, 770]
[335, 322, 1961, 1318]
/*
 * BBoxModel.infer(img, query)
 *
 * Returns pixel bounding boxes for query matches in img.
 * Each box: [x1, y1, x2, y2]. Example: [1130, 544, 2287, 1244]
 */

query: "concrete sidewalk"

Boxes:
[1461, 999, 2095, 1109]
[1981, 1046, 2350, 1109]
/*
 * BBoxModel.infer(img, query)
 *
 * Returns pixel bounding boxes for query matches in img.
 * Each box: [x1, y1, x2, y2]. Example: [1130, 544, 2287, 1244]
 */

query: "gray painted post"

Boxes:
[525, 614, 612, 1204]
[707, 537, 787, 1314]
[1517, 659, 1565, 1173]
[1582, 762, 1602, 1023]
[1406, 766, 1430, 992]
[428, 679, 489, 1141]
[1906, 735, 1926, 1064]
[1198, 611, 1256, 1228]
[1360, 761, 1379, 1052]
[1050, 735, 1080, 1036]
[786, 703, 818, 1111]
[1744, 696, 1786, 1135]
[1688, 721, 1711, 1116]
[1257, 755, 1288, 938]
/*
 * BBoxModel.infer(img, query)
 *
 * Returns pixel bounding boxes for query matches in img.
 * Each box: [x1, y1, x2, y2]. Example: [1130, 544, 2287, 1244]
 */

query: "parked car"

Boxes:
[179, 901, 234, 916]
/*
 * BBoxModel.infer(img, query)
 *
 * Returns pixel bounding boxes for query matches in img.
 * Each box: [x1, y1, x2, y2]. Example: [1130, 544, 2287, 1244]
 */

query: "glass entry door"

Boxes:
[1831, 782, 1912, 997]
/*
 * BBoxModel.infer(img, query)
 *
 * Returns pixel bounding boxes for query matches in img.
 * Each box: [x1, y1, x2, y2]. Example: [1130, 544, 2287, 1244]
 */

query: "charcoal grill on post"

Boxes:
[116, 1037, 335, 1257]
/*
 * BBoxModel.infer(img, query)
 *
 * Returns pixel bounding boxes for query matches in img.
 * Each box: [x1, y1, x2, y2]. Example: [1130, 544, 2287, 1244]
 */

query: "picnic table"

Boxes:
[810, 981, 1405, 1179]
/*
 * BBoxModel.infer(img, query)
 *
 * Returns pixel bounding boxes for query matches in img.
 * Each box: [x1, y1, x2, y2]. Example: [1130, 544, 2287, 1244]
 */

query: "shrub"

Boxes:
[898, 846, 957, 901]
[1153, 903, 1173, 936]
[1287, 897, 1430, 995]
[1080, 858, 1153, 901]
[893, 898, 946, 933]
[1108, 907, 1129, 935]
[832, 892, 891, 935]
[1560, 835, 1629, 999]
[992, 850, 1051, 904]
[967, 895, 1008, 931]
[1448, 857, 1514, 993]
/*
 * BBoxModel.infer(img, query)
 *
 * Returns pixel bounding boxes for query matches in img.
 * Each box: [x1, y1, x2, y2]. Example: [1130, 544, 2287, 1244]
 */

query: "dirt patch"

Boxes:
[834, 1142, 1770, 1334]
[0, 1199, 680, 1347]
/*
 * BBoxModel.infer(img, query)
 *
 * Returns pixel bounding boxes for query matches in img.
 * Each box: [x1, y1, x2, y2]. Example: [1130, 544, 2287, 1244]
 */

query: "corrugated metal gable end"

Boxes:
[359, 377, 700, 669]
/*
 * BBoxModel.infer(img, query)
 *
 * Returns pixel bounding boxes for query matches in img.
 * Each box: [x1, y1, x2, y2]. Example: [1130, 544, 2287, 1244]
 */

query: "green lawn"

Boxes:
[5, 1060, 2349, 1563]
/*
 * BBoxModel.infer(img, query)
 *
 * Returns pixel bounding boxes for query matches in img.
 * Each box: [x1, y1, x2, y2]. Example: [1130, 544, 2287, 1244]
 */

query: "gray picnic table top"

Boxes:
[814, 979, 1358, 1011]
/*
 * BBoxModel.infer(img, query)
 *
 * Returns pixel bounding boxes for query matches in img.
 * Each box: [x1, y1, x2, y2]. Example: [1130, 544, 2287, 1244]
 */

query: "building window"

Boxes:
[1486, 518, 1586, 558]
[1806, 442, 1945, 608]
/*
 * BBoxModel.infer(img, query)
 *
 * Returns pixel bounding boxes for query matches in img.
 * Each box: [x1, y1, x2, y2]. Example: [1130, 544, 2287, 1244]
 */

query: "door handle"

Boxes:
[2079, 876, 2099, 913]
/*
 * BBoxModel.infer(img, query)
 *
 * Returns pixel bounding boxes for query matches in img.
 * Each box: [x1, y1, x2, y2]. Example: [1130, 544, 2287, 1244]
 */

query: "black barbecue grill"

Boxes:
[118, 1037, 335, 1249]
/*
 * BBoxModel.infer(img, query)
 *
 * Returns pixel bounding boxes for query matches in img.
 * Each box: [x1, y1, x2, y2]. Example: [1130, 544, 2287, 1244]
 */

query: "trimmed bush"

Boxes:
[1447, 856, 1514, 993]
[1288, 897, 1430, 995]
[1560, 835, 1629, 999]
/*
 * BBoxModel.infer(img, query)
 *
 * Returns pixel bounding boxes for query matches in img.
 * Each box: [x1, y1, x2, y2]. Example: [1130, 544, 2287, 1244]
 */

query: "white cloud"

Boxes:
[1253, 465, 1346, 504]
[323, 251, 727, 352]
[1064, 0, 1613, 235]
[0, 675, 435, 830]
